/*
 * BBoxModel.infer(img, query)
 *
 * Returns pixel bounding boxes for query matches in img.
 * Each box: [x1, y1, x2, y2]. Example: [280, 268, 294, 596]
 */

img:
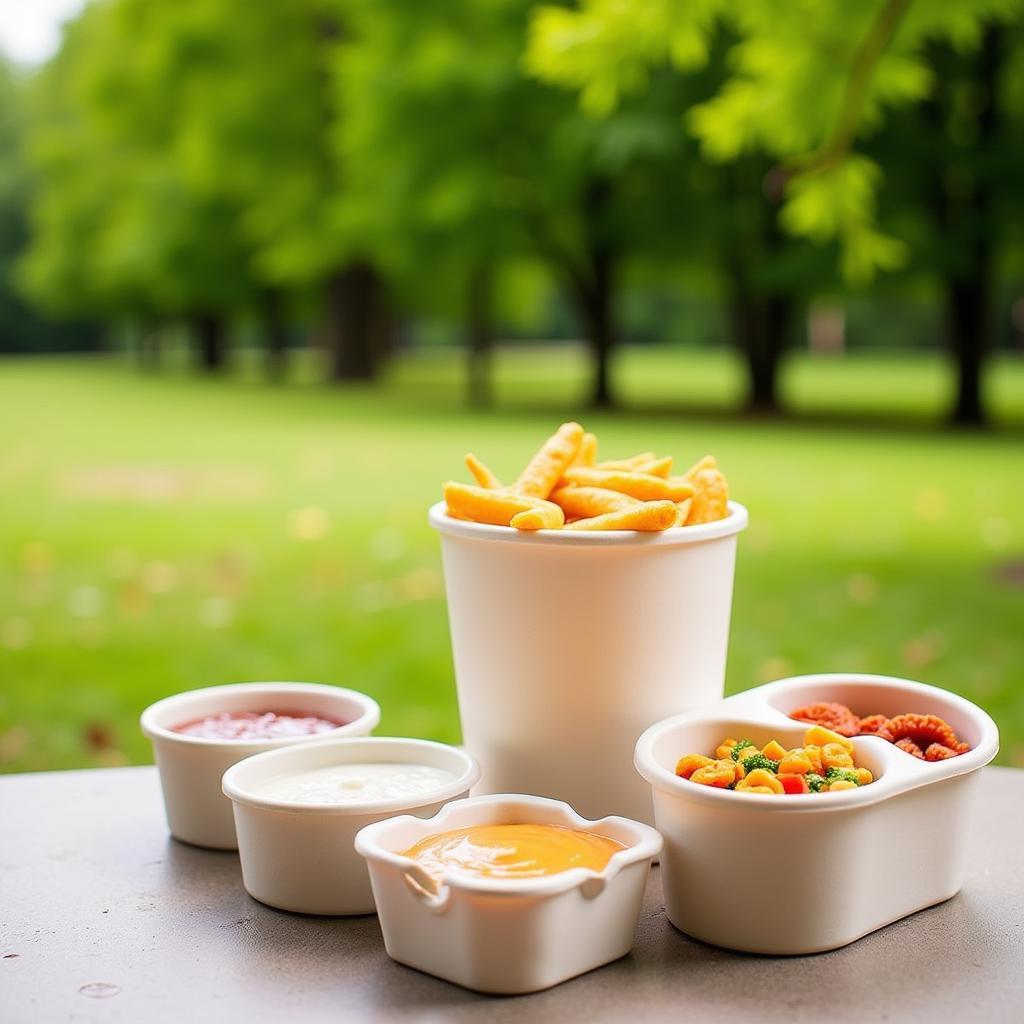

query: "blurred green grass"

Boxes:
[1, 348, 1022, 772]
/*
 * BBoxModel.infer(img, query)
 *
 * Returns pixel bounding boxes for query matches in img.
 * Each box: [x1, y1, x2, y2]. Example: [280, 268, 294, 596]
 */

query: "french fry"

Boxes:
[513, 421, 584, 497]
[565, 500, 679, 532]
[687, 467, 729, 524]
[443, 481, 562, 527]
[560, 467, 693, 503]
[442, 425, 731, 533]
[571, 432, 598, 467]
[634, 455, 673, 478]
[596, 452, 655, 470]
[551, 486, 639, 519]
[510, 505, 567, 530]
[465, 452, 502, 489]
[680, 454, 717, 482]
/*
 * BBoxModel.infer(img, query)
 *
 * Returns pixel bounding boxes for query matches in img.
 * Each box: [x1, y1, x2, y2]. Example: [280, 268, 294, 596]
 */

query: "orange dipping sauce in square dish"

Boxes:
[402, 823, 625, 882]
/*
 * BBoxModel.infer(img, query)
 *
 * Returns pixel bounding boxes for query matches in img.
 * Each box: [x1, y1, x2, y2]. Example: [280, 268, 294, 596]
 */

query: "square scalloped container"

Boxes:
[354, 794, 662, 994]
[634, 673, 999, 955]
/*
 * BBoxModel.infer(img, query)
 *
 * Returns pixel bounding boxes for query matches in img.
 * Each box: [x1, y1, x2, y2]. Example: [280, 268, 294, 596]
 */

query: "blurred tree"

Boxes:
[153, 0, 393, 381]
[19, 0, 258, 371]
[526, 0, 1024, 417]
[873, 27, 1022, 424]
[0, 58, 102, 353]
[339, 0, 710, 408]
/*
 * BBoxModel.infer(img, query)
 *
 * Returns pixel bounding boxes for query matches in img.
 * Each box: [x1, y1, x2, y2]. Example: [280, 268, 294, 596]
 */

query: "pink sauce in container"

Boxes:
[172, 710, 346, 740]
[140, 682, 381, 850]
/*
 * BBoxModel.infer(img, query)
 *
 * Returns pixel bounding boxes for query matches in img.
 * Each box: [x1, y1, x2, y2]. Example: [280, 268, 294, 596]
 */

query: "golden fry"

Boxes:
[464, 452, 502, 489]
[571, 432, 598, 467]
[551, 486, 639, 519]
[560, 467, 670, 501]
[443, 481, 560, 527]
[564, 500, 679, 532]
[680, 455, 717, 482]
[686, 467, 729, 525]
[509, 505, 566, 531]
[596, 452, 655, 470]
[634, 456, 673, 478]
[561, 467, 694, 503]
[513, 422, 584, 498]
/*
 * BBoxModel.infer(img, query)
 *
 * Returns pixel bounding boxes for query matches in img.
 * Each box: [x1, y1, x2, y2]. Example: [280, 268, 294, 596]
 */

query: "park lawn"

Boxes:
[0, 348, 1022, 773]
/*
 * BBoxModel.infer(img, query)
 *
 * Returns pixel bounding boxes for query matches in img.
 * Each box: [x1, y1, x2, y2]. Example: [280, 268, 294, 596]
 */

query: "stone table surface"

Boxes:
[1, 765, 1022, 1023]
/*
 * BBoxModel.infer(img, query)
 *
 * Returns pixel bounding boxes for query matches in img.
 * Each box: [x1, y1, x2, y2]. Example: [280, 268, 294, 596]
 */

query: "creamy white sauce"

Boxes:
[259, 762, 458, 805]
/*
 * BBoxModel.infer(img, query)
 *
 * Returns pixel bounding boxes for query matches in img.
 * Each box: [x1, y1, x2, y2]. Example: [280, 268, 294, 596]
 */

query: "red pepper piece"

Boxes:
[778, 773, 809, 795]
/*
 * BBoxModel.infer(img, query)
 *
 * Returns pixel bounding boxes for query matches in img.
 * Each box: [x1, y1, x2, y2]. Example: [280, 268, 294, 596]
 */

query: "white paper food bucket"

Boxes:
[429, 500, 748, 824]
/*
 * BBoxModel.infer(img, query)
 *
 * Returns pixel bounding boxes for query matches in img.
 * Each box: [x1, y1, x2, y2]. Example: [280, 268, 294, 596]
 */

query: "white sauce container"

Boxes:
[634, 673, 1000, 954]
[355, 794, 662, 994]
[430, 500, 748, 825]
[222, 737, 479, 915]
[141, 682, 380, 850]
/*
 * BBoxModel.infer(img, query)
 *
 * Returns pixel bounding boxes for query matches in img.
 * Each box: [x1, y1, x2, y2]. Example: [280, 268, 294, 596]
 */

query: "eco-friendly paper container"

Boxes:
[140, 682, 380, 850]
[355, 794, 662, 994]
[429, 500, 748, 825]
[634, 673, 999, 954]
[223, 737, 479, 915]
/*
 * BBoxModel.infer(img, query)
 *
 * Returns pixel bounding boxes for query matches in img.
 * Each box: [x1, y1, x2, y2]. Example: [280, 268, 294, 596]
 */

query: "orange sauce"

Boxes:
[402, 823, 625, 881]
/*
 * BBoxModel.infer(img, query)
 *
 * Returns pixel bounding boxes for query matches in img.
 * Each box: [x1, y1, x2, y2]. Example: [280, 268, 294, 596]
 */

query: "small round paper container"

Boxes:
[140, 682, 380, 850]
[355, 793, 662, 994]
[634, 673, 999, 954]
[222, 737, 479, 915]
[429, 500, 748, 825]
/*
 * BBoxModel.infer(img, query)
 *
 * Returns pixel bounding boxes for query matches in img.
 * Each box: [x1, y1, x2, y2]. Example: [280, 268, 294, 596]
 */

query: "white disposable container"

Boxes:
[429, 500, 748, 825]
[222, 737, 479, 915]
[355, 794, 662, 994]
[634, 673, 999, 954]
[140, 682, 380, 850]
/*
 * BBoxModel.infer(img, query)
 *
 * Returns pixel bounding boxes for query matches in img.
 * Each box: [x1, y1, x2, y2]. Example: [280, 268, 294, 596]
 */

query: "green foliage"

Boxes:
[526, 0, 1024, 283]
[19, 0, 259, 319]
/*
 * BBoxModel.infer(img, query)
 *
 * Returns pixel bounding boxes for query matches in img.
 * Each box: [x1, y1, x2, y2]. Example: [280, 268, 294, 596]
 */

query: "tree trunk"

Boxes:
[466, 261, 493, 408]
[726, 255, 789, 413]
[580, 179, 616, 410]
[948, 27, 999, 427]
[262, 288, 289, 382]
[578, 272, 615, 410]
[192, 313, 227, 372]
[321, 264, 391, 382]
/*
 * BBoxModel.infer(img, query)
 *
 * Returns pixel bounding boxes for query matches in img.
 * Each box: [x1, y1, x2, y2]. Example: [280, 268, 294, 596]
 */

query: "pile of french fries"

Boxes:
[442, 422, 730, 532]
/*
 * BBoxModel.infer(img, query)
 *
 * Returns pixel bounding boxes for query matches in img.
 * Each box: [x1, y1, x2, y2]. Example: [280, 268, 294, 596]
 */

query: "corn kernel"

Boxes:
[802, 745, 823, 774]
[804, 726, 854, 753]
[715, 738, 738, 760]
[821, 742, 855, 770]
[778, 749, 813, 775]
[675, 754, 714, 779]
[736, 768, 784, 794]
[691, 760, 736, 788]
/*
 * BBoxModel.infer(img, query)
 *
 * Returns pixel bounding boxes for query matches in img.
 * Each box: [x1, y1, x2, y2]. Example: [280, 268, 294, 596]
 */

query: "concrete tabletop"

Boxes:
[1, 766, 1022, 1023]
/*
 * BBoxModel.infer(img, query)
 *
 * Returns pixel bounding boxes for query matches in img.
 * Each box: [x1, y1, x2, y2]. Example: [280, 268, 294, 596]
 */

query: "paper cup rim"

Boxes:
[428, 500, 748, 546]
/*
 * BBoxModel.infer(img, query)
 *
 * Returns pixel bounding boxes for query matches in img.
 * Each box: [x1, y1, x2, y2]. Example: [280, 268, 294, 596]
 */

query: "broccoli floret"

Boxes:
[730, 739, 757, 762]
[805, 773, 827, 792]
[824, 767, 861, 785]
[740, 752, 780, 774]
